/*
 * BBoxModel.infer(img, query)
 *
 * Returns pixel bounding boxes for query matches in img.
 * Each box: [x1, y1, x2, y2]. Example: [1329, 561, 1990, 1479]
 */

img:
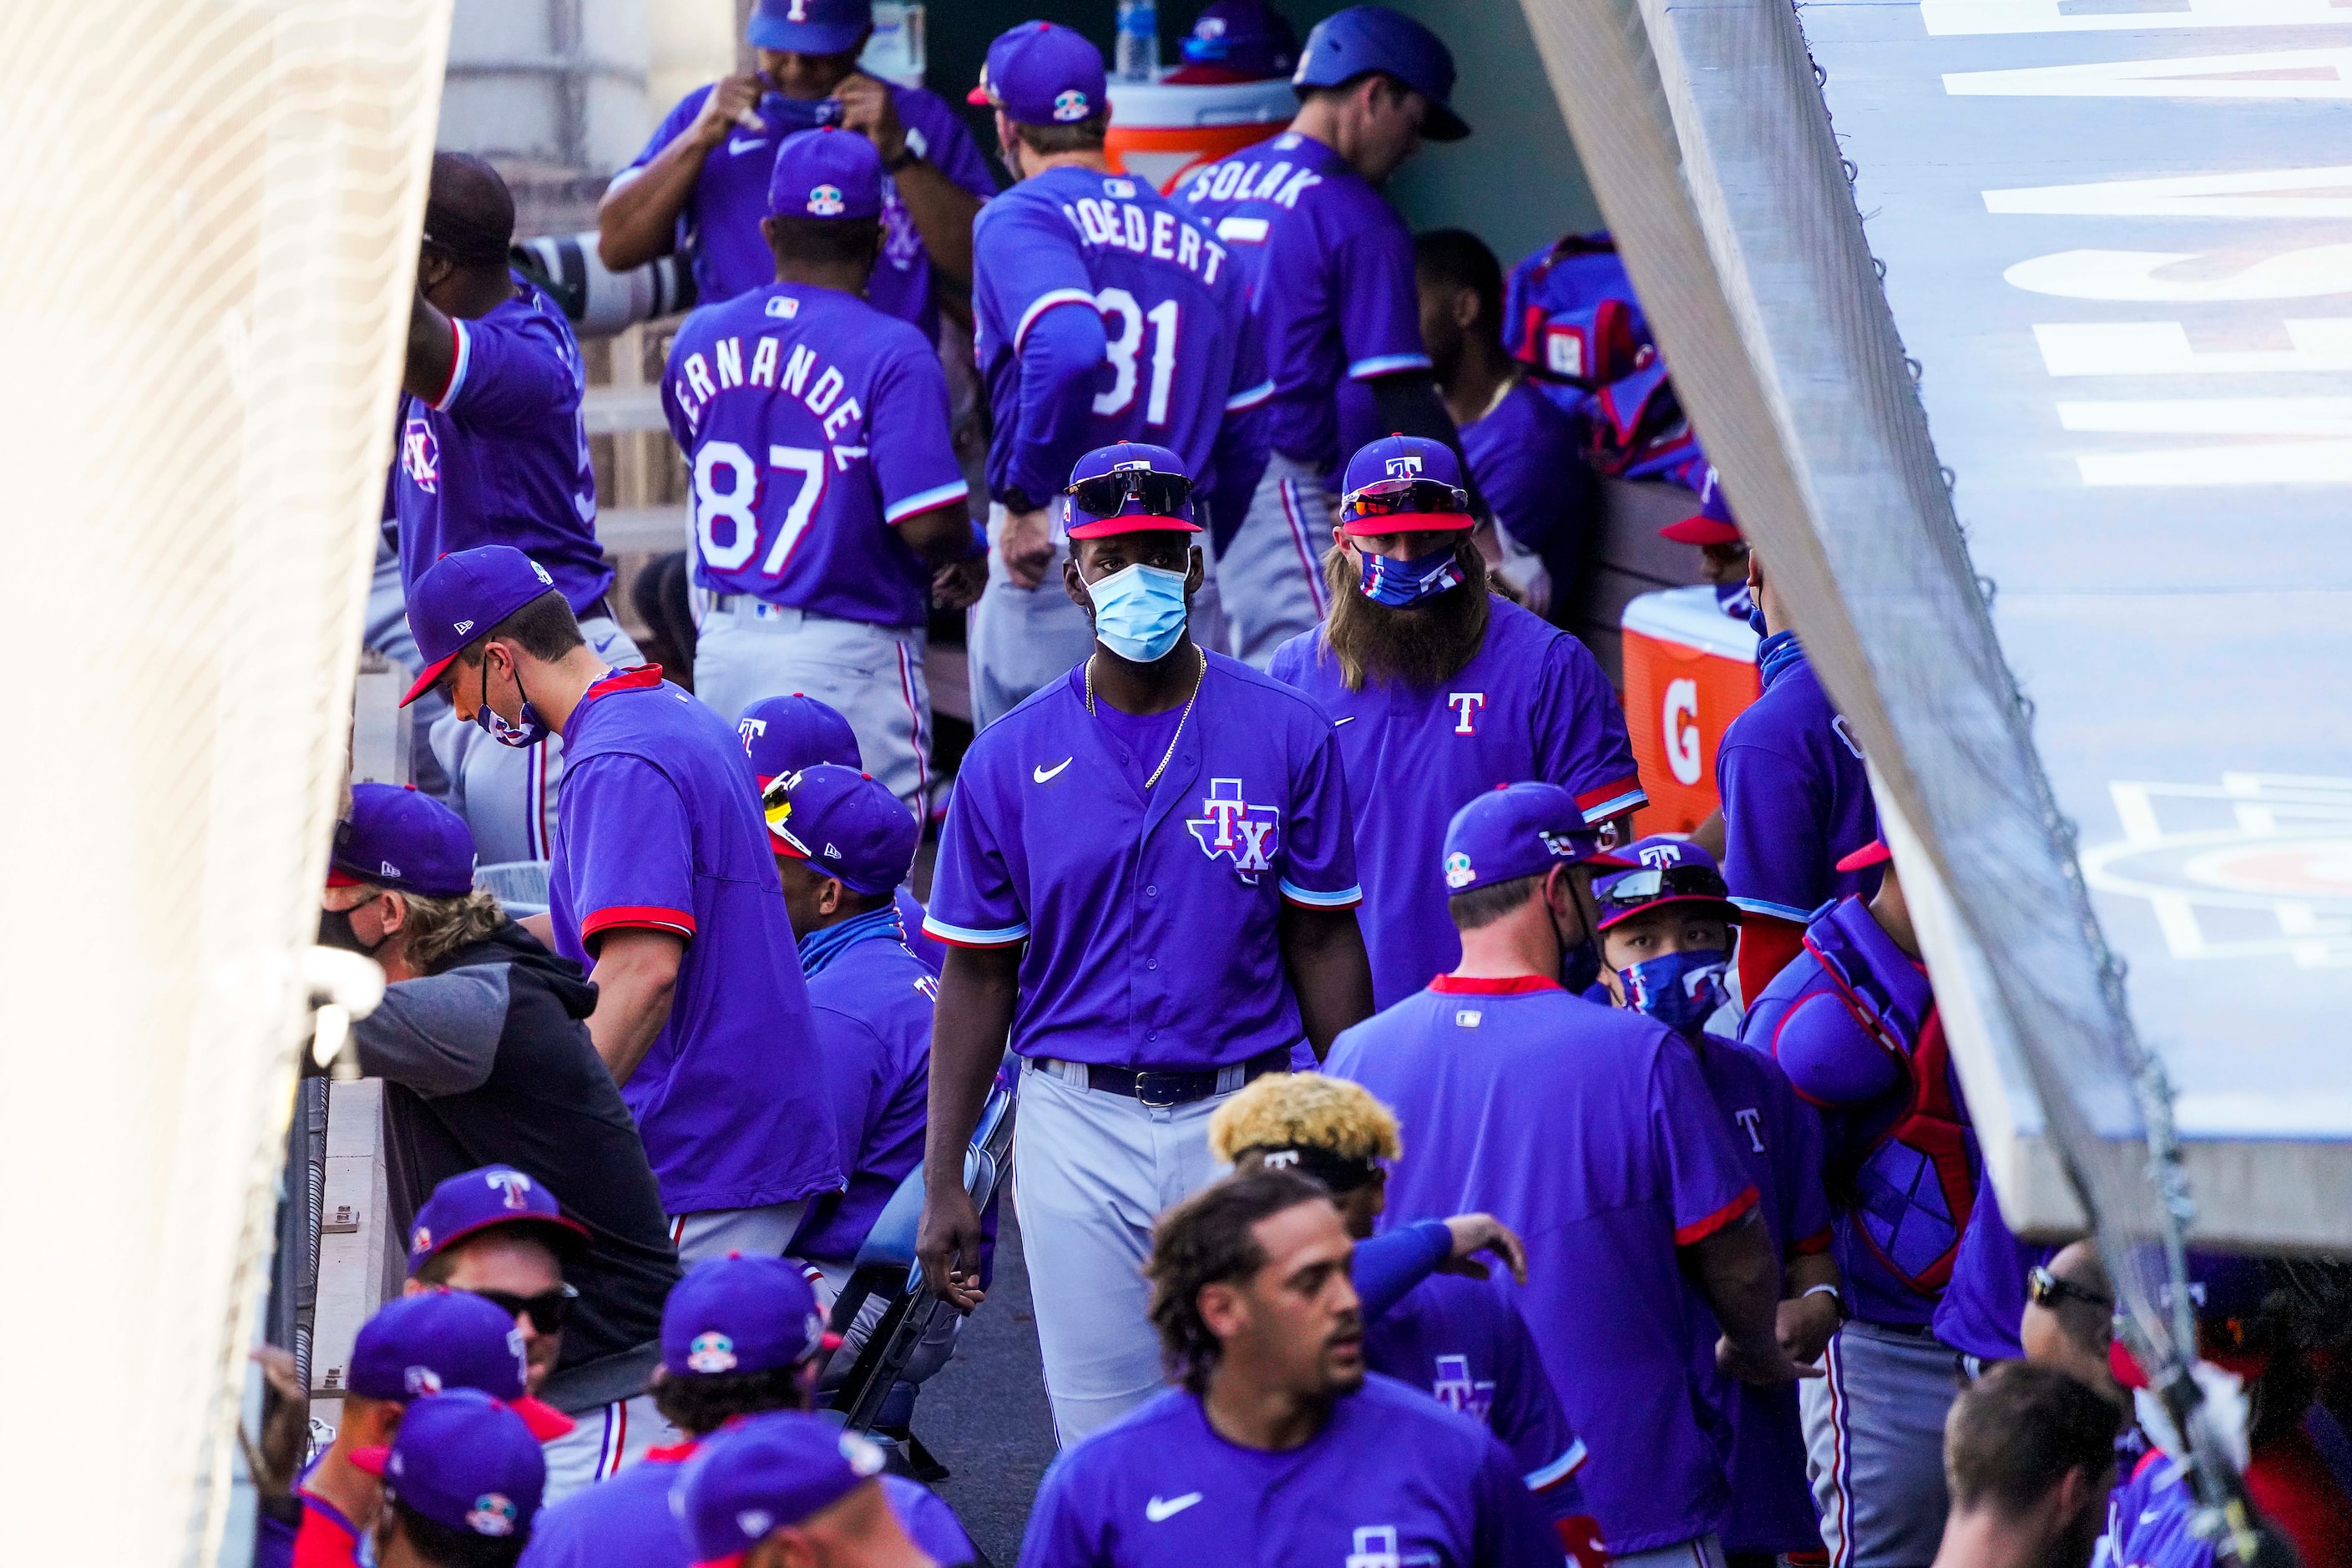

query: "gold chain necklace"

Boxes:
[1085, 644, 1207, 790]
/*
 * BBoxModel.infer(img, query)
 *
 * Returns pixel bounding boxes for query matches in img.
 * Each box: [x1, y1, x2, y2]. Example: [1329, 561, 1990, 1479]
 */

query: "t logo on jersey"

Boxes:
[1186, 777, 1280, 882]
[402, 417, 440, 493]
[1733, 1107, 1766, 1153]
[1431, 1353, 1496, 1424]
[1345, 1526, 1404, 1568]
[1446, 693, 1485, 735]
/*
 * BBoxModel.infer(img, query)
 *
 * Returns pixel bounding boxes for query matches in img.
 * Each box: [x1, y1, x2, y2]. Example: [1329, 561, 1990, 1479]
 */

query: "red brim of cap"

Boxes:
[427, 1210, 594, 1264]
[326, 866, 367, 888]
[351, 1444, 391, 1478]
[693, 1555, 752, 1568]
[510, 1394, 578, 1442]
[1582, 850, 1637, 871]
[2107, 1339, 2149, 1391]
[1835, 841, 1893, 873]
[1338, 511, 1475, 539]
[1659, 515, 1742, 545]
[965, 84, 991, 105]
[1594, 893, 1743, 932]
[1163, 64, 1272, 84]
[1065, 514, 1204, 539]
[400, 650, 462, 707]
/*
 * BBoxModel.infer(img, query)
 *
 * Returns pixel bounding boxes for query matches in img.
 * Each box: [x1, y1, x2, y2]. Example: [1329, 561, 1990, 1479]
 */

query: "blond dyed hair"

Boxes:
[1206, 1072, 1403, 1166]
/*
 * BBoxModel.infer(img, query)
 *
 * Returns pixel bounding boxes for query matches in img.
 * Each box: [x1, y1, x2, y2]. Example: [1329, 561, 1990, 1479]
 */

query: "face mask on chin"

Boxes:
[1085, 562, 1191, 665]
[473, 652, 552, 748]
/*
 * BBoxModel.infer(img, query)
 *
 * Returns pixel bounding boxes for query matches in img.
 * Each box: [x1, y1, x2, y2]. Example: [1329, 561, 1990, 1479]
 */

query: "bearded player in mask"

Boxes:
[1270, 434, 1642, 1009]
[1591, 837, 1842, 1568]
[917, 440, 1374, 1447]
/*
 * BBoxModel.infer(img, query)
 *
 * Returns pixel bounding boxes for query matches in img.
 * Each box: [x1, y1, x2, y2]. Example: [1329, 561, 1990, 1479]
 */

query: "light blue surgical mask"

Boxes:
[1085, 562, 1190, 664]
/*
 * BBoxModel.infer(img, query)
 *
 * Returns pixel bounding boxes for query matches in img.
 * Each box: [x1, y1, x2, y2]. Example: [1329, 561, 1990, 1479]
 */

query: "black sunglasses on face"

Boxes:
[2027, 1265, 2112, 1313]
[1068, 468, 1195, 522]
[1339, 476, 1469, 524]
[473, 1282, 579, 1334]
[1598, 863, 1732, 909]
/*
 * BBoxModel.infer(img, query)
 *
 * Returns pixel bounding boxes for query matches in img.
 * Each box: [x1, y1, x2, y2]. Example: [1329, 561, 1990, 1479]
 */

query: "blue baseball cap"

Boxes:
[746, 0, 870, 57]
[349, 1291, 574, 1440]
[660, 1255, 830, 1379]
[1166, 0, 1300, 84]
[407, 1165, 590, 1277]
[1065, 442, 1201, 539]
[768, 764, 918, 896]
[968, 22, 1107, 129]
[675, 1412, 891, 1565]
[766, 126, 883, 221]
[1661, 464, 1740, 546]
[1589, 836, 1741, 932]
[353, 1388, 548, 1540]
[1338, 434, 1474, 537]
[401, 545, 562, 706]
[329, 783, 478, 898]
[1441, 783, 1628, 896]
[1292, 5, 1468, 141]
[738, 694, 862, 787]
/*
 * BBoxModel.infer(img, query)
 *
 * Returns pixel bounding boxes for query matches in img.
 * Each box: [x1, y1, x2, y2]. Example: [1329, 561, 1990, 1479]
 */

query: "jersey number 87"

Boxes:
[1094, 287, 1181, 426]
[694, 442, 829, 575]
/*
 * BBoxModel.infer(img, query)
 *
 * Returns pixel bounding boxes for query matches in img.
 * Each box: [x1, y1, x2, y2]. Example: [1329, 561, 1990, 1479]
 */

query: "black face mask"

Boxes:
[1547, 874, 1604, 994]
[317, 898, 384, 956]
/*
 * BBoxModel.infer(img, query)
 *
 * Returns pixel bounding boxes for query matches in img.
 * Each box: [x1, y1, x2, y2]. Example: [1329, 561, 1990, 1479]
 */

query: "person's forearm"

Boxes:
[890, 159, 981, 295]
[1786, 1248, 1838, 1298]
[586, 951, 677, 1085]
[922, 946, 1021, 1194]
[1278, 904, 1375, 1061]
[597, 137, 711, 272]
[403, 292, 456, 403]
[1689, 1208, 1783, 1351]
[1353, 1220, 1454, 1322]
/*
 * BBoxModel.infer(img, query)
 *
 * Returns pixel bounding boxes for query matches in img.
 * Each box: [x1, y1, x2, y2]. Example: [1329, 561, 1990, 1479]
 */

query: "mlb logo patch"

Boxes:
[1052, 88, 1091, 122]
[806, 183, 847, 217]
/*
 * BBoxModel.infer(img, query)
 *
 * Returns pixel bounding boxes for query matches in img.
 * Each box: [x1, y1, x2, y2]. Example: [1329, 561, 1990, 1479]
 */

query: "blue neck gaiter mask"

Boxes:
[1620, 948, 1731, 1034]
[1358, 544, 1464, 608]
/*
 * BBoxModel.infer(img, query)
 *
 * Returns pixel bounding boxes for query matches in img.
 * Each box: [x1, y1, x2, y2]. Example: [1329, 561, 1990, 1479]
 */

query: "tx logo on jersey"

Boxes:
[1431, 1354, 1496, 1424]
[1446, 692, 1485, 735]
[1186, 778, 1280, 882]
[402, 417, 440, 493]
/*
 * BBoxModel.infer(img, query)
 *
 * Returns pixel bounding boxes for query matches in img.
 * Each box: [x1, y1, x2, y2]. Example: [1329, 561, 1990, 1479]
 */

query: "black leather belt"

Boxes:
[1084, 1045, 1292, 1109]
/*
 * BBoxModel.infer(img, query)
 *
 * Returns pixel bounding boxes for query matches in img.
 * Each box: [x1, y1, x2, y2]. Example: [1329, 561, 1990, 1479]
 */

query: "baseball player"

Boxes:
[599, 0, 994, 335]
[402, 545, 839, 1268]
[1591, 837, 1839, 1568]
[1208, 1074, 1607, 1561]
[1931, 1186, 2050, 1372]
[675, 1413, 941, 1568]
[665, 127, 984, 817]
[352, 1389, 549, 1568]
[1326, 783, 1812, 1568]
[1660, 465, 1754, 624]
[1717, 538, 1881, 1000]
[1018, 1169, 1560, 1568]
[291, 1292, 574, 1568]
[388, 152, 638, 864]
[518, 1256, 974, 1568]
[1742, 842, 1979, 1568]
[1937, 1366, 2123, 1568]
[962, 21, 1271, 726]
[916, 442, 1371, 1444]
[1416, 228, 1596, 615]
[1181, 5, 1483, 667]
[740, 692, 943, 973]
[1268, 434, 1642, 1009]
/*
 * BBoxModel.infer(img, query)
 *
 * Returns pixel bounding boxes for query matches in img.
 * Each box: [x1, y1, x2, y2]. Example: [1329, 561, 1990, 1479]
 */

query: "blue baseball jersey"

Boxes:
[518, 1444, 974, 1568]
[1364, 1274, 1591, 1520]
[665, 282, 969, 626]
[972, 165, 1269, 510]
[549, 666, 839, 1216]
[1931, 1182, 2048, 1363]
[792, 915, 935, 1264]
[1686, 1031, 1832, 1556]
[620, 82, 994, 336]
[2103, 1449, 2213, 1568]
[1716, 632, 1881, 923]
[1182, 132, 1428, 478]
[1268, 597, 1644, 1009]
[924, 655, 1360, 1070]
[1328, 979, 1759, 1554]
[392, 274, 610, 614]
[1461, 379, 1599, 602]
[1017, 1378, 1560, 1568]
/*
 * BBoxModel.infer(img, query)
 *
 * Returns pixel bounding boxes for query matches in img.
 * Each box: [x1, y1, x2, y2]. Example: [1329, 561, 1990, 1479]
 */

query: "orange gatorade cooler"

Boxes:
[1620, 586, 1762, 837]
[1104, 78, 1297, 194]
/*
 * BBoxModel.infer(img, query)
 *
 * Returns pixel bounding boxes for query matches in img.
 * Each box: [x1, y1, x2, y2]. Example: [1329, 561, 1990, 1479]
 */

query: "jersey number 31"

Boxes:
[694, 442, 827, 575]
[1094, 288, 1181, 425]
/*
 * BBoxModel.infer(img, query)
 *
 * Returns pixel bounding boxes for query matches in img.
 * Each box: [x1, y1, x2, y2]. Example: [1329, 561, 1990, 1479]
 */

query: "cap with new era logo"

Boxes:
[660, 1254, 829, 1379]
[330, 782, 478, 898]
[968, 23, 1105, 129]
[401, 546, 562, 707]
[766, 764, 918, 896]
[347, 1291, 574, 1440]
[674, 1412, 888, 1565]
[1440, 782, 1628, 896]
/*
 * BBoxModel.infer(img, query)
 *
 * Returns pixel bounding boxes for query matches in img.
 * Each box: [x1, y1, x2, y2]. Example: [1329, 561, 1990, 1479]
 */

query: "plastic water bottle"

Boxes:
[1115, 0, 1159, 82]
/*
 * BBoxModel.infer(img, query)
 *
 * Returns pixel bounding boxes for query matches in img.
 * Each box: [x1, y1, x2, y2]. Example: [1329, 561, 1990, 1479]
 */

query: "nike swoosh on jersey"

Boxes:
[1145, 1493, 1202, 1522]
[1033, 758, 1074, 784]
[730, 137, 768, 154]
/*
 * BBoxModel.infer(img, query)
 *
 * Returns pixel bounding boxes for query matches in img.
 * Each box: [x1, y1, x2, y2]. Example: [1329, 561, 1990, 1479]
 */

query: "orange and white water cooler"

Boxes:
[1621, 586, 1762, 836]
[1104, 78, 1297, 194]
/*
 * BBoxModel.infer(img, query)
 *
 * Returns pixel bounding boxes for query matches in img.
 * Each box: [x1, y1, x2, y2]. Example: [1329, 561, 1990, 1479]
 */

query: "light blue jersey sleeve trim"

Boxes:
[921, 915, 1030, 947]
[1014, 288, 1098, 352]
[1525, 1438, 1589, 1491]
[1729, 893, 1820, 923]
[1579, 787, 1646, 823]
[885, 479, 972, 524]
[430, 318, 475, 412]
[1346, 352, 1433, 381]
[1225, 378, 1275, 412]
[1278, 880, 1363, 908]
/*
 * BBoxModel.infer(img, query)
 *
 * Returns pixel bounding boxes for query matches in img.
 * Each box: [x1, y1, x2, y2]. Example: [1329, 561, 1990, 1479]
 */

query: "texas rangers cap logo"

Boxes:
[1537, 830, 1583, 858]
[403, 1365, 443, 1396]
[484, 1169, 533, 1210]
[402, 417, 440, 493]
[807, 183, 846, 216]
[467, 1495, 518, 1537]
[1186, 778, 1281, 883]
[1444, 851, 1474, 889]
[736, 1509, 775, 1540]
[1053, 87, 1091, 121]
[686, 1331, 738, 1373]
[1383, 453, 1423, 478]
[1638, 842, 1683, 868]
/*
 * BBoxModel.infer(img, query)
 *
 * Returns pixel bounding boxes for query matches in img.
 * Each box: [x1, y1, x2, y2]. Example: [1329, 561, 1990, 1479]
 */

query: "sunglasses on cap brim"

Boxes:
[1339, 476, 1470, 524]
[1596, 862, 1734, 910]
[1068, 466, 1196, 522]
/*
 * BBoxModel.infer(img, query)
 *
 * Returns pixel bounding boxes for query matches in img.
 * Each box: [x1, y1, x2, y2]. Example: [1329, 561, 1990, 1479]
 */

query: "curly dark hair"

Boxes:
[1145, 1168, 1331, 1395]
[650, 1361, 814, 1436]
